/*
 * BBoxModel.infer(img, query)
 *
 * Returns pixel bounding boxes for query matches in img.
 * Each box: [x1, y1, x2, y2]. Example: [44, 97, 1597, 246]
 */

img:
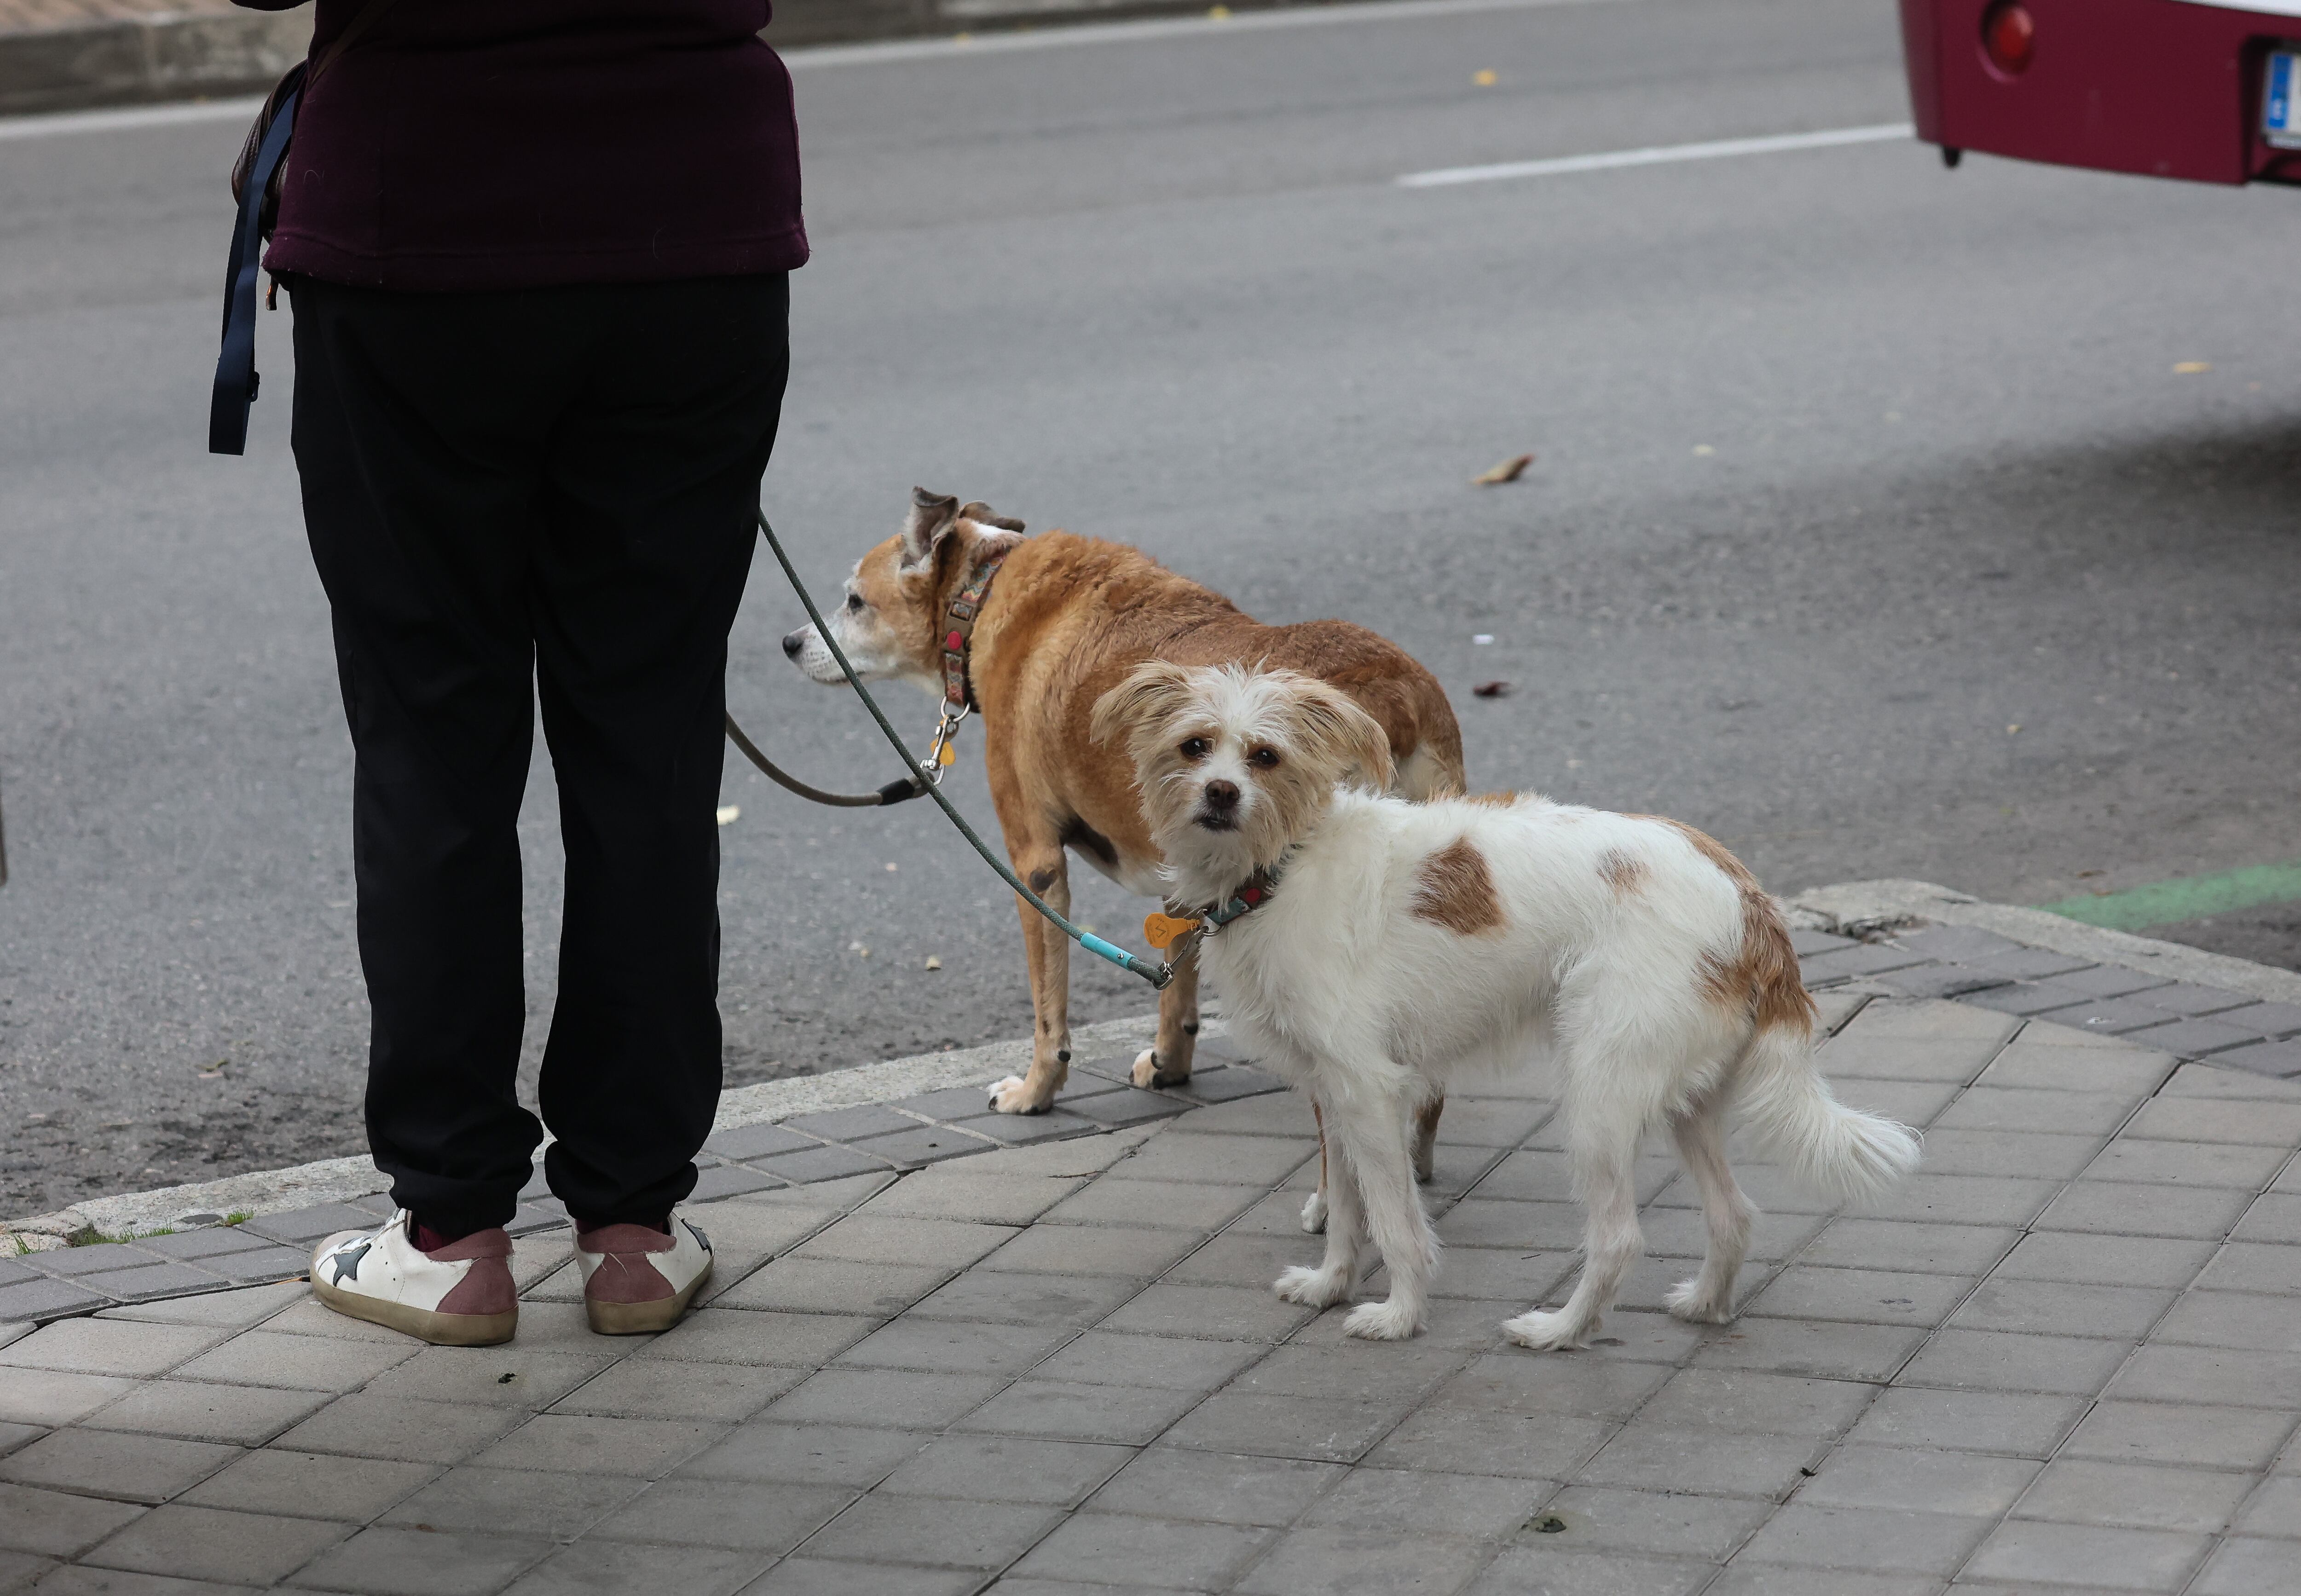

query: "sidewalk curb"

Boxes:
[1787, 876, 2301, 1008]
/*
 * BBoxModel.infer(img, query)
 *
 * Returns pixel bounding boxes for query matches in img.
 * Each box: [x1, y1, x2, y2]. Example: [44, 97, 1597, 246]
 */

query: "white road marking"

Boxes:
[0, 96, 264, 144]
[1398, 122, 1916, 188]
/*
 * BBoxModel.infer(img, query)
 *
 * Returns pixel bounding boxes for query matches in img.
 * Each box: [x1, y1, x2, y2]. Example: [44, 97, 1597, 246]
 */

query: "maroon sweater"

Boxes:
[235, 0, 806, 291]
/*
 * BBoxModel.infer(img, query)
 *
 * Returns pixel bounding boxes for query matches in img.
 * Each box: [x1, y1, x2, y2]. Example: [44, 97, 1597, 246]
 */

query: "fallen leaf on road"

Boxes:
[925, 956, 942, 971]
[1473, 681, 1512, 698]
[715, 805, 740, 825]
[2174, 362, 2211, 374]
[1472, 454, 1533, 485]
[1473, 69, 1498, 87]
[2006, 724, 2020, 734]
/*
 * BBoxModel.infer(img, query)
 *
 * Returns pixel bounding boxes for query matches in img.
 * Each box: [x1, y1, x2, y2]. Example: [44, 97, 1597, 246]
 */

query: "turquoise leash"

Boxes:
[754, 509, 1173, 991]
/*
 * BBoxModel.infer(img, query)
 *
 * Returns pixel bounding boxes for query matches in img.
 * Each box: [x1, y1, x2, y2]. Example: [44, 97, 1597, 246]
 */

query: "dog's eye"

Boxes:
[844, 592, 865, 613]
[1179, 738, 1209, 760]
[1249, 747, 1281, 769]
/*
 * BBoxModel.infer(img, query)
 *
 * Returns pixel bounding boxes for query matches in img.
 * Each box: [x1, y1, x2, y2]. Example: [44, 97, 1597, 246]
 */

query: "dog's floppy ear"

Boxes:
[958, 501, 1026, 534]
[1277, 673, 1395, 794]
[901, 487, 962, 569]
[1090, 661, 1200, 751]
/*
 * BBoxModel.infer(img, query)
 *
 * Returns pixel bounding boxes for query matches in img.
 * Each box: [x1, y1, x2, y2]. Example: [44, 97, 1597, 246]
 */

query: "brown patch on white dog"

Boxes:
[1597, 849, 1648, 898]
[1412, 838, 1504, 936]
[1651, 818, 1815, 1035]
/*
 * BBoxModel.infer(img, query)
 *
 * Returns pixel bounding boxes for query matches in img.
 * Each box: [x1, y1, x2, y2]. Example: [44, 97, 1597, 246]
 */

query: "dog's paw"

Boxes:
[1501, 1309, 1590, 1352]
[1343, 1297, 1423, 1341]
[1298, 1190, 1329, 1234]
[1664, 1279, 1736, 1325]
[986, 1075, 1049, 1116]
[1273, 1264, 1352, 1308]
[1131, 1047, 1189, 1089]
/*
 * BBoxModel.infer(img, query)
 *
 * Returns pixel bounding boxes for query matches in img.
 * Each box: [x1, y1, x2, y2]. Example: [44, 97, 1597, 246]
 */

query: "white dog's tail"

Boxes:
[1733, 1022, 1921, 1206]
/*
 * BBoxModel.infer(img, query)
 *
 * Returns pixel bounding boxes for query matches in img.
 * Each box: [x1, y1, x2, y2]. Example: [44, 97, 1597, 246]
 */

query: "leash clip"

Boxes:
[922, 702, 970, 786]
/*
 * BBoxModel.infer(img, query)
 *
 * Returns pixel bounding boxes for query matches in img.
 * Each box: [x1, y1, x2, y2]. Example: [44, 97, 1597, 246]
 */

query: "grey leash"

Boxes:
[746, 509, 1173, 991]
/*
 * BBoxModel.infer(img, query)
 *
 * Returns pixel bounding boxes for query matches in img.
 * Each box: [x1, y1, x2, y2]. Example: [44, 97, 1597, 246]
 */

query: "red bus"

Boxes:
[1898, 0, 2301, 184]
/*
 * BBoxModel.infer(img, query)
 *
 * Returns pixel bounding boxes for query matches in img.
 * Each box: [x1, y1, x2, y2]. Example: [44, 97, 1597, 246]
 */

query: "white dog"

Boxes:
[1092, 663, 1920, 1347]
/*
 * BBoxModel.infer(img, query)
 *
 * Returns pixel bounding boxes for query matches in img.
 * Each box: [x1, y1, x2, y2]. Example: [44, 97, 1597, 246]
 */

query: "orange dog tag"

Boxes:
[1143, 913, 1201, 950]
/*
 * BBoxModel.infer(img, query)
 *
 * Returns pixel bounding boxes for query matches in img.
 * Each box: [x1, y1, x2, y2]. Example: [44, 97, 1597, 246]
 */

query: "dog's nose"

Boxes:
[1203, 779, 1240, 811]
[781, 630, 806, 659]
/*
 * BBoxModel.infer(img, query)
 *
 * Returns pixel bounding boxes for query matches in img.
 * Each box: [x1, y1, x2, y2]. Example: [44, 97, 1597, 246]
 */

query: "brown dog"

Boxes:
[783, 490, 1466, 1160]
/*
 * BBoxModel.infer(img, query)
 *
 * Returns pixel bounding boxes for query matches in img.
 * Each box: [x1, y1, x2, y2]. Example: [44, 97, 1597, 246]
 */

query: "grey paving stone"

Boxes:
[798, 1492, 1062, 1570]
[272, 1393, 526, 1465]
[77, 1502, 351, 1585]
[80, 1379, 329, 1446]
[1010, 1511, 1274, 1591]
[373, 1464, 642, 1540]
[0, 1319, 223, 1379]
[1735, 1503, 1992, 1574]
[27, 1245, 172, 1280]
[1745, 1265, 1975, 1328]
[760, 1368, 1006, 1430]
[2234, 1193, 2301, 1245]
[1179, 1092, 1323, 1138]
[1478, 1150, 1684, 1207]
[792, 1216, 1020, 1272]
[2086, 1138, 2290, 1189]
[1919, 1129, 2108, 1180]
[2038, 996, 2207, 1037]
[1420, 1351, 1670, 1424]
[633, 1309, 877, 1370]
[1088, 1446, 1344, 1526]
[464, 1412, 727, 1478]
[1428, 1247, 1581, 1305]
[1156, 1065, 1287, 1106]
[0, 1281, 90, 1329]
[236, 1204, 386, 1249]
[1364, 1408, 1613, 1481]
[1283, 1295, 1513, 1354]
[875, 1434, 1132, 1508]
[2015, 1458, 2260, 1534]
[1110, 1134, 1314, 1188]
[862, 1171, 1087, 1227]
[1059, 1089, 1197, 1130]
[1030, 1331, 1263, 1394]
[1950, 1279, 2177, 1341]
[2042, 965, 2178, 1002]
[0, 1368, 136, 1426]
[1875, 966, 2015, 1002]
[549, 1359, 804, 1423]
[2110, 1343, 2301, 1408]
[1842, 1388, 2087, 1458]
[0, 1480, 147, 1557]
[712, 1257, 950, 1318]
[2152, 1289, 2301, 1353]
[1708, 1567, 1944, 1596]
[262, 1298, 413, 1346]
[782, 1106, 923, 1143]
[1936, 1087, 2137, 1137]
[1831, 1076, 1966, 1127]
[1798, 1442, 2039, 1515]
[1790, 929, 1859, 957]
[2127, 1098, 2301, 1147]
[2194, 1537, 2301, 1596]
[362, 1346, 613, 1410]
[1436, 1199, 1590, 1252]
[0, 1421, 37, 1458]
[942, 1110, 1103, 1147]
[1462, 1544, 1710, 1596]
[2195, 1242, 2301, 1295]
[1428, 1098, 1552, 1148]
[674, 1421, 928, 1488]
[1099, 1284, 1317, 1343]
[954, 1378, 1202, 1445]
[982, 1224, 1205, 1280]
[1962, 981, 2104, 1018]
[833, 1317, 1071, 1377]
[740, 1559, 976, 1596]
[703, 1122, 819, 1162]
[1530, 1484, 1769, 1558]
[2218, 1040, 2301, 1079]
[2146, 985, 2284, 1019]
[686, 1164, 783, 1202]
[1865, 1175, 2063, 1228]
[1632, 1370, 1876, 1439]
[173, 1331, 416, 1394]
[2127, 1017, 2277, 1059]
[178, 1449, 435, 1523]
[1689, 1319, 1929, 1383]
[1039, 1178, 1263, 1234]
[1896, 1327, 2133, 1395]
[1962, 1518, 2213, 1593]
[1994, 1231, 2218, 1289]
[582, 1476, 856, 1553]
[2218, 1001, 2301, 1038]
[1975, 1040, 2176, 1096]
[908, 1269, 1142, 1331]
[2034, 1180, 2255, 1239]
[1800, 945, 1935, 982]
[749, 1145, 900, 1185]
[2233, 1473, 2301, 1537]
[2162, 1062, 2301, 1100]
[498, 1538, 775, 1596]
[287, 1525, 554, 1596]
[848, 1125, 1002, 1170]
[1161, 1390, 1408, 1463]
[1573, 1420, 1821, 1499]
[0, 1428, 239, 1504]
[98, 1281, 309, 1330]
[1802, 1220, 2021, 1279]
[2058, 1400, 2298, 1469]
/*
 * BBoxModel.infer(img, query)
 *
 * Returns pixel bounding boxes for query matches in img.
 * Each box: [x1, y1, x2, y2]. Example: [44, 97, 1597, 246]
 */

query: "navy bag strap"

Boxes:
[208, 63, 305, 457]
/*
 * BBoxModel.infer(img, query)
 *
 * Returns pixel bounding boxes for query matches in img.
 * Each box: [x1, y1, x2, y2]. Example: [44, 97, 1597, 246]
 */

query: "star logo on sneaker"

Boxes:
[326, 1240, 372, 1284]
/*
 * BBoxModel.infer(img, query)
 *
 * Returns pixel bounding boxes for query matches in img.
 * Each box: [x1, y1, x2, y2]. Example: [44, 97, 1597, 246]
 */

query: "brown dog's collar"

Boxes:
[940, 557, 1005, 711]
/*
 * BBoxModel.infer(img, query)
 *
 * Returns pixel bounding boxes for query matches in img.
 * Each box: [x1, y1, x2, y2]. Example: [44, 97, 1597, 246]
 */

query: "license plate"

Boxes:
[2267, 49, 2301, 150]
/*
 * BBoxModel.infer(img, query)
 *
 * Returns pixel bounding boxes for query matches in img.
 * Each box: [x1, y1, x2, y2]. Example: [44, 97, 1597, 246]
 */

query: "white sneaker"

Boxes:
[574, 1209, 714, 1335]
[310, 1210, 518, 1347]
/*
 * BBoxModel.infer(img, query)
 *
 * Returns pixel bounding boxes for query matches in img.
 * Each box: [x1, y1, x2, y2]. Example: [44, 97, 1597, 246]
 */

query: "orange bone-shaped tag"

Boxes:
[1143, 913, 1202, 951]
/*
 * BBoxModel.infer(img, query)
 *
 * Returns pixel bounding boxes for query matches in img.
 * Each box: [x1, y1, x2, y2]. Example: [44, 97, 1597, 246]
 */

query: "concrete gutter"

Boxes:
[0, 0, 1413, 118]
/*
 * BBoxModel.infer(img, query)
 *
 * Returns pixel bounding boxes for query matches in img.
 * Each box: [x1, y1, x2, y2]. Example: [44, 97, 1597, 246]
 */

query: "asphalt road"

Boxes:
[3, 0, 2298, 1215]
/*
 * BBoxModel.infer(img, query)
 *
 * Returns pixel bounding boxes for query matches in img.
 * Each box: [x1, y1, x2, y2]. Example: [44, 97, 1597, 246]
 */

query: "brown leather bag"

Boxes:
[228, 0, 400, 239]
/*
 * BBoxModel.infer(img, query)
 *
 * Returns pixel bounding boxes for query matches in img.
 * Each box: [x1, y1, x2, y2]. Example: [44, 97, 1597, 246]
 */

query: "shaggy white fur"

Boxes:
[1093, 663, 1922, 1348]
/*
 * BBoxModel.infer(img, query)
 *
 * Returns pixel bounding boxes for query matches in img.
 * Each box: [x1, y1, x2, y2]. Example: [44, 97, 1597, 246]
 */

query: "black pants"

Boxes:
[290, 273, 790, 1235]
